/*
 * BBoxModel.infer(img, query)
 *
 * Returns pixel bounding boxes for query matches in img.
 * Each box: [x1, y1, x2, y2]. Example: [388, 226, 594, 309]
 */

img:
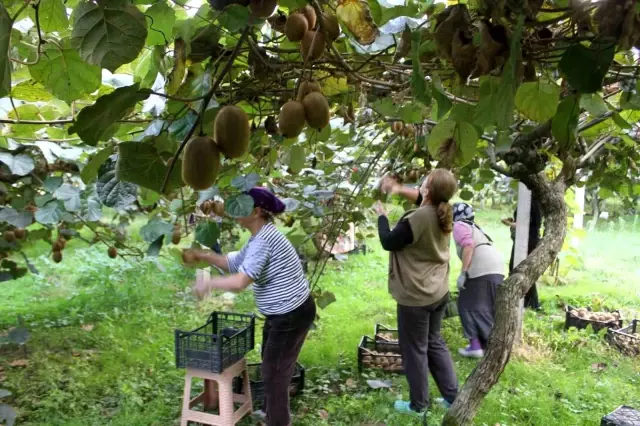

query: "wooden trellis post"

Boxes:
[513, 182, 531, 345]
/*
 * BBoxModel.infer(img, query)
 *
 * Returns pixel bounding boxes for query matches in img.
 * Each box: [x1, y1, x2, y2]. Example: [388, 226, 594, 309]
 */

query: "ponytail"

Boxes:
[436, 201, 453, 234]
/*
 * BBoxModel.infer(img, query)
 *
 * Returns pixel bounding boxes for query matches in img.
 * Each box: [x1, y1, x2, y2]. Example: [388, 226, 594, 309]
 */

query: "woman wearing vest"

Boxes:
[452, 202, 504, 358]
[376, 169, 459, 416]
[189, 187, 316, 426]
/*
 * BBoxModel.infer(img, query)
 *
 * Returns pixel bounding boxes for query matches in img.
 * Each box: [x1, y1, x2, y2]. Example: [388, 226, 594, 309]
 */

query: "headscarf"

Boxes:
[245, 187, 286, 215]
[453, 202, 474, 222]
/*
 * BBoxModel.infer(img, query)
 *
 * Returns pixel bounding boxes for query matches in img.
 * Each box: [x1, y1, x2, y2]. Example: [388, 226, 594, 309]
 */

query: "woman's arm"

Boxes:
[194, 273, 252, 299]
[453, 222, 475, 272]
[377, 216, 414, 251]
[460, 246, 474, 272]
[194, 250, 231, 272]
[381, 176, 420, 204]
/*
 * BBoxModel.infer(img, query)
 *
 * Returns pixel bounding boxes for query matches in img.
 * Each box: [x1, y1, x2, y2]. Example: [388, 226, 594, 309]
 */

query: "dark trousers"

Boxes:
[261, 296, 316, 426]
[397, 293, 458, 411]
[509, 244, 540, 310]
[458, 274, 502, 348]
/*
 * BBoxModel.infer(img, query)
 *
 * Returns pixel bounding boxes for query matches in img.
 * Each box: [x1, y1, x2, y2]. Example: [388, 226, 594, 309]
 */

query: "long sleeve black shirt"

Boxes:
[377, 193, 422, 252]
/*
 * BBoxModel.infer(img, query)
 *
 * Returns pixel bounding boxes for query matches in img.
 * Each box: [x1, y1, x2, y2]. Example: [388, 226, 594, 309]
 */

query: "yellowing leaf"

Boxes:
[514, 82, 560, 123]
[336, 0, 379, 45]
[322, 76, 348, 96]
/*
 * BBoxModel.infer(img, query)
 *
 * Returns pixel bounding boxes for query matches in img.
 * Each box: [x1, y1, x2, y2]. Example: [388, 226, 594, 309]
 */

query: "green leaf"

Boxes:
[81, 146, 115, 184]
[115, 141, 182, 194]
[580, 94, 609, 117]
[147, 235, 164, 257]
[0, 4, 12, 99]
[551, 95, 580, 149]
[225, 194, 254, 218]
[411, 30, 431, 106]
[427, 120, 477, 167]
[96, 170, 138, 210]
[35, 201, 64, 225]
[459, 189, 473, 201]
[133, 47, 159, 88]
[68, 84, 151, 146]
[39, 0, 69, 33]
[71, 0, 148, 72]
[197, 187, 219, 205]
[0, 208, 33, 228]
[398, 101, 427, 123]
[140, 218, 173, 243]
[316, 290, 336, 309]
[145, 0, 175, 45]
[0, 153, 35, 176]
[30, 40, 102, 103]
[195, 221, 220, 248]
[217, 5, 250, 32]
[11, 81, 55, 101]
[432, 77, 452, 120]
[494, 15, 524, 130]
[231, 173, 260, 191]
[559, 41, 615, 94]
[473, 77, 500, 129]
[612, 112, 632, 129]
[85, 197, 102, 221]
[43, 176, 63, 192]
[280, 0, 308, 11]
[54, 184, 82, 212]
[514, 82, 560, 122]
[371, 98, 397, 117]
[289, 145, 305, 174]
[35, 194, 54, 207]
[427, 120, 456, 156]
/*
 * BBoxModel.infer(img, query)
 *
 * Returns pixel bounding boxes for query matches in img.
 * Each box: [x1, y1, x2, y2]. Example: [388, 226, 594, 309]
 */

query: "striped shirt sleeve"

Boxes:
[237, 238, 269, 281]
[227, 247, 246, 273]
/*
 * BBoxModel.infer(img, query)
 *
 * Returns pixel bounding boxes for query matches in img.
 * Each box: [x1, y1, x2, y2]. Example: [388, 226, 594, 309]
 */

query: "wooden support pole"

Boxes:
[513, 182, 531, 345]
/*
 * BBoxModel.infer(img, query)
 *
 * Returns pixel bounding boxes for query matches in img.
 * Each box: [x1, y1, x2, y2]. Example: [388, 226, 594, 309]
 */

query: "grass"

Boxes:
[0, 208, 639, 426]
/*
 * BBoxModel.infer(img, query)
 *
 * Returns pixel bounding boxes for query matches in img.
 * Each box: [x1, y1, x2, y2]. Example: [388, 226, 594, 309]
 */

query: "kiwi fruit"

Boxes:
[249, 0, 277, 18]
[171, 231, 181, 245]
[3, 231, 16, 243]
[52, 251, 62, 263]
[14, 228, 25, 240]
[201, 200, 213, 215]
[323, 12, 340, 40]
[296, 80, 322, 102]
[300, 5, 317, 29]
[279, 101, 306, 138]
[182, 136, 221, 190]
[302, 92, 330, 129]
[108, 247, 117, 259]
[52, 240, 64, 252]
[301, 30, 325, 61]
[391, 121, 404, 134]
[58, 238, 67, 249]
[182, 250, 196, 264]
[214, 105, 250, 159]
[213, 201, 225, 217]
[284, 13, 308, 42]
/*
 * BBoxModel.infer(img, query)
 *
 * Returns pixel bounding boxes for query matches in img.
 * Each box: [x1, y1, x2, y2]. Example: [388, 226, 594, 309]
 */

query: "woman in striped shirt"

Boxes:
[191, 187, 315, 426]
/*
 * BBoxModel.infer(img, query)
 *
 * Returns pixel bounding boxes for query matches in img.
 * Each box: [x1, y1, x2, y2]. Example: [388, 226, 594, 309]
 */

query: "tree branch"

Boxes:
[0, 119, 152, 125]
[160, 23, 252, 193]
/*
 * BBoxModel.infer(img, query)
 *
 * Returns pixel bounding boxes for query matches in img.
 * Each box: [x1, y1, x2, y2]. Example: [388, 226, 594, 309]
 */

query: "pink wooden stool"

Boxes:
[180, 358, 253, 426]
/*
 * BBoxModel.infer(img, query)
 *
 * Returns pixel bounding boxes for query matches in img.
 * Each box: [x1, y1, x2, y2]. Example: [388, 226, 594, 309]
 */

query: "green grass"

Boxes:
[0, 208, 639, 426]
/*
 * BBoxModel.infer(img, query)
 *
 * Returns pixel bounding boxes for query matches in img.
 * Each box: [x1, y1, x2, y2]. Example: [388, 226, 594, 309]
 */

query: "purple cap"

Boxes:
[246, 187, 286, 215]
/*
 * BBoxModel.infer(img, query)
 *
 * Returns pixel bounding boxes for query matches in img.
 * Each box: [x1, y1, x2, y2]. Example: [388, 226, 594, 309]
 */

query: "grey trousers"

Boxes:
[457, 274, 503, 348]
[397, 293, 459, 411]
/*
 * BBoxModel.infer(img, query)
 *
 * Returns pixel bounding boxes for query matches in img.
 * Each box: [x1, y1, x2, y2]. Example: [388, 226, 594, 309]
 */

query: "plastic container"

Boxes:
[175, 312, 255, 373]
[601, 405, 640, 426]
[565, 305, 623, 333]
[232, 362, 305, 408]
[358, 335, 403, 374]
[374, 324, 399, 352]
[607, 319, 639, 357]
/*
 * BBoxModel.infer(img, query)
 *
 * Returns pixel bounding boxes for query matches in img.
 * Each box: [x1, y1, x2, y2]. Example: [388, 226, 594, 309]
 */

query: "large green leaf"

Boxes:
[195, 221, 220, 248]
[54, 184, 82, 212]
[81, 146, 115, 184]
[96, 170, 138, 210]
[140, 218, 173, 243]
[0, 4, 11, 99]
[0, 208, 33, 228]
[29, 40, 102, 103]
[144, 0, 175, 45]
[427, 120, 456, 156]
[115, 141, 182, 194]
[580, 94, 609, 117]
[71, 0, 148, 72]
[39, 0, 69, 33]
[552, 95, 580, 149]
[35, 201, 65, 225]
[427, 120, 477, 167]
[559, 41, 615, 94]
[411, 30, 430, 106]
[514, 82, 560, 122]
[494, 15, 524, 130]
[0, 153, 35, 176]
[68, 84, 151, 146]
[11, 81, 55, 101]
[289, 145, 305, 175]
[225, 194, 254, 218]
[432, 77, 452, 120]
[217, 5, 250, 33]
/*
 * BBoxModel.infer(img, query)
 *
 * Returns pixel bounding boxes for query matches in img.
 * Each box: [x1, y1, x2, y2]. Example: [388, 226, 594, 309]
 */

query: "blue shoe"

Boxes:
[394, 400, 425, 416]
[435, 397, 452, 409]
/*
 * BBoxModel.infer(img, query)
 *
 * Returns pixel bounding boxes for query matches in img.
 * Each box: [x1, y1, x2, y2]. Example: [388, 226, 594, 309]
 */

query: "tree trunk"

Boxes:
[442, 175, 567, 426]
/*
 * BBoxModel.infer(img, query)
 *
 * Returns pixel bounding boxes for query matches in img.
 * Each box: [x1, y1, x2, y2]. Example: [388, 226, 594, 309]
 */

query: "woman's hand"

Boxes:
[501, 218, 514, 227]
[374, 201, 387, 216]
[380, 176, 400, 195]
[193, 274, 211, 300]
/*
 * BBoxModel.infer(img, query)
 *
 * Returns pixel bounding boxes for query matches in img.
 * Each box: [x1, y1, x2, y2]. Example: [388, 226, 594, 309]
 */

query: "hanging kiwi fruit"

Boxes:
[52, 251, 62, 263]
[249, 0, 278, 18]
[285, 13, 309, 42]
[212, 201, 226, 217]
[302, 92, 330, 130]
[52, 240, 64, 252]
[301, 30, 325, 61]
[108, 247, 118, 259]
[296, 80, 322, 102]
[391, 121, 404, 134]
[300, 5, 317, 28]
[172, 230, 181, 245]
[14, 228, 25, 240]
[3, 231, 16, 243]
[182, 136, 221, 190]
[182, 249, 196, 264]
[322, 12, 340, 40]
[214, 105, 250, 159]
[279, 101, 307, 138]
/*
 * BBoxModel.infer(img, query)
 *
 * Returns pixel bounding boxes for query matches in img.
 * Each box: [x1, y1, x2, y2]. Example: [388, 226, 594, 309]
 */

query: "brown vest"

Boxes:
[388, 205, 450, 307]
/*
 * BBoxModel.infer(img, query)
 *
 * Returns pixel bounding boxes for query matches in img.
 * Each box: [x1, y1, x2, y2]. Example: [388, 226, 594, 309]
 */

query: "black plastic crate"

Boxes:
[374, 324, 399, 352]
[232, 362, 305, 408]
[358, 335, 403, 374]
[601, 405, 640, 426]
[607, 320, 640, 357]
[175, 312, 255, 373]
[565, 305, 623, 333]
[444, 295, 459, 319]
